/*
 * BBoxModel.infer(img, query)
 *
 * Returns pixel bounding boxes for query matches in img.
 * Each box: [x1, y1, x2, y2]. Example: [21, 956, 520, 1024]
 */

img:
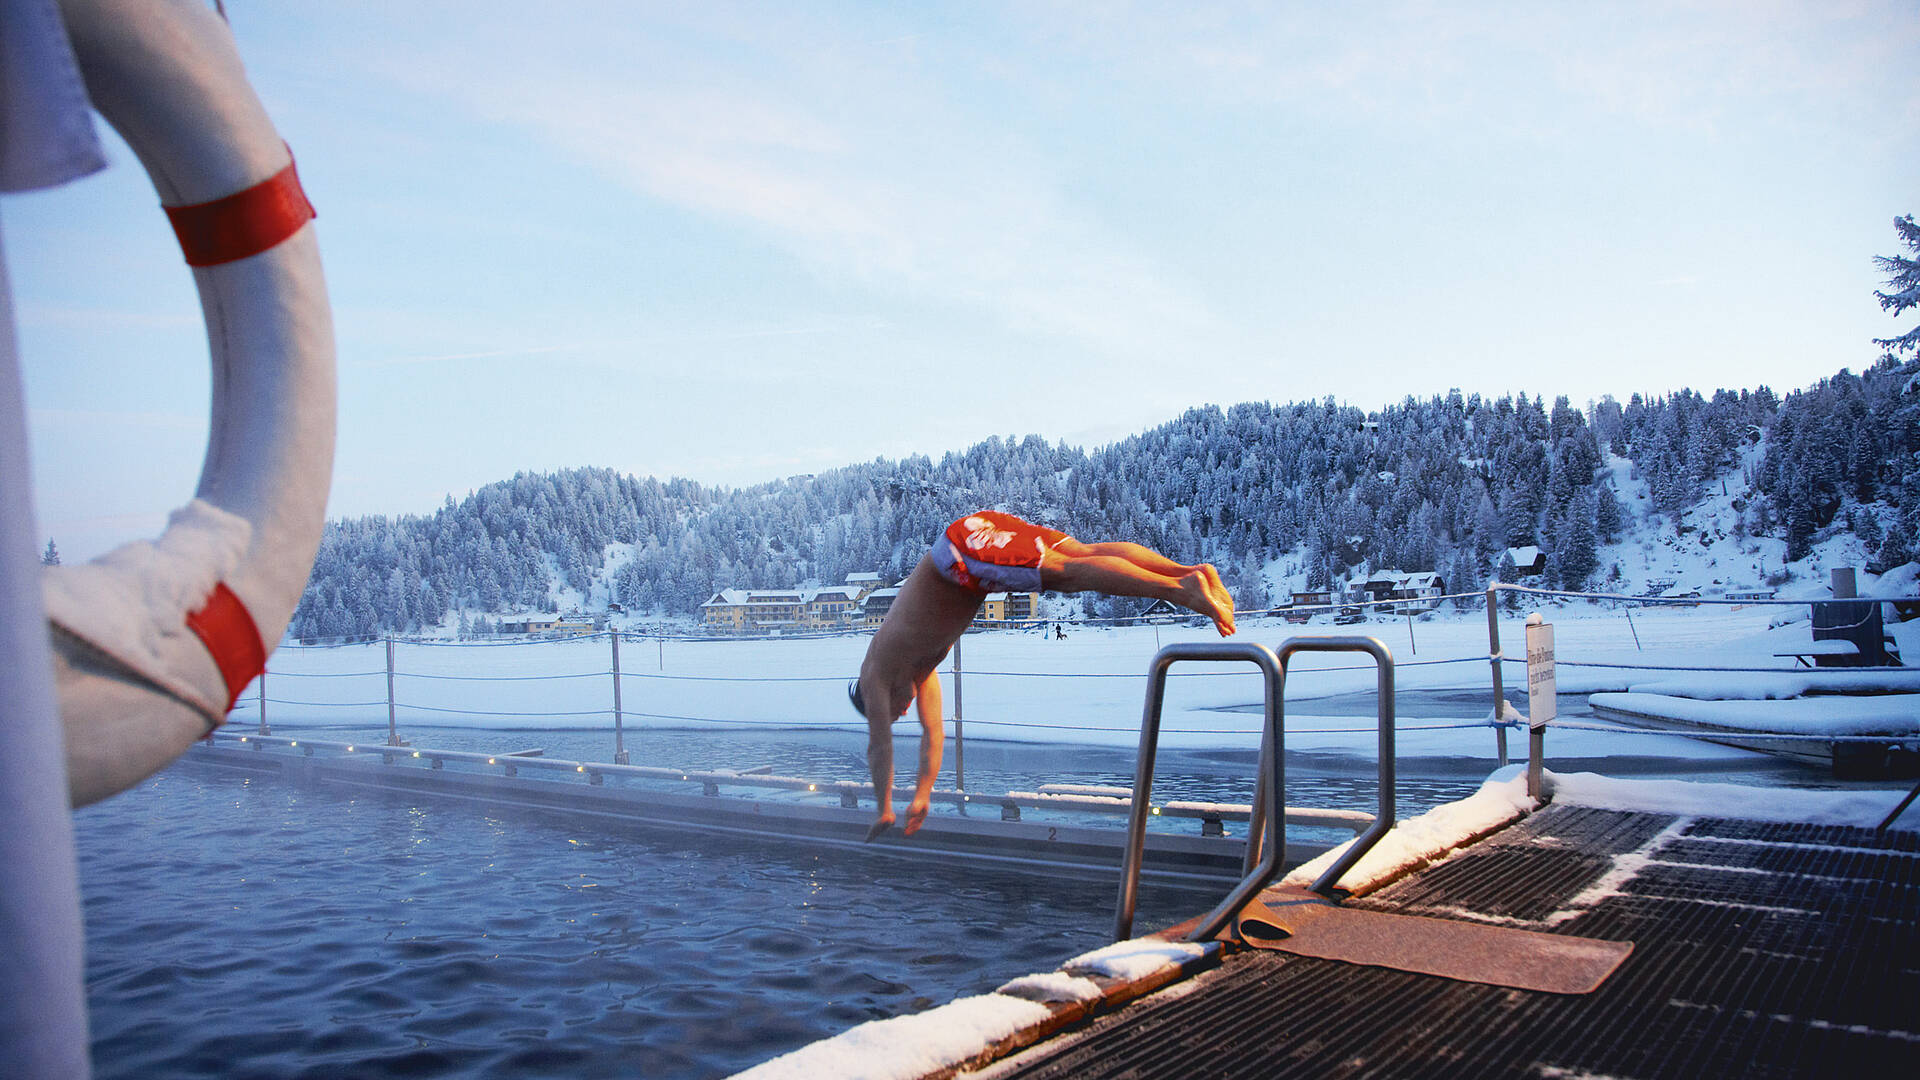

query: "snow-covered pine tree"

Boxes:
[1873, 214, 1920, 357]
[1556, 492, 1600, 591]
[1593, 483, 1623, 542]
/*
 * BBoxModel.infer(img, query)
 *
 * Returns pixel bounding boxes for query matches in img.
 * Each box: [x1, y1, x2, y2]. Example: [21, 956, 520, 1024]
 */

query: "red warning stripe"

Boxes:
[163, 155, 315, 267]
[185, 582, 267, 714]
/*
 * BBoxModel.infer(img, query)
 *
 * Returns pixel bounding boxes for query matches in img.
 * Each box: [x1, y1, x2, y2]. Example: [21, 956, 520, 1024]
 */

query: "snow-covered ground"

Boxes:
[247, 602, 1920, 768]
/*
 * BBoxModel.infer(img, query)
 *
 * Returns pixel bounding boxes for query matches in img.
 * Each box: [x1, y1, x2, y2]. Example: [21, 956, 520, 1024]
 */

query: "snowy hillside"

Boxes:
[291, 357, 1920, 639]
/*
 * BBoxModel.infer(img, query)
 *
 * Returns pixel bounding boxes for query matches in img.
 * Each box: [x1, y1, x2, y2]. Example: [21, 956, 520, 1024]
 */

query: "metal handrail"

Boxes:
[1114, 641, 1284, 942]
[1290, 637, 1397, 897]
[1112, 636, 1398, 942]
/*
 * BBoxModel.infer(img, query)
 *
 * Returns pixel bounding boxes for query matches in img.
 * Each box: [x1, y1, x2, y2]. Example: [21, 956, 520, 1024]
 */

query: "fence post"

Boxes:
[1485, 586, 1509, 767]
[952, 635, 965, 791]
[257, 670, 269, 735]
[612, 630, 629, 765]
[384, 637, 405, 746]
[1524, 615, 1555, 801]
[1405, 611, 1417, 655]
[1623, 604, 1642, 651]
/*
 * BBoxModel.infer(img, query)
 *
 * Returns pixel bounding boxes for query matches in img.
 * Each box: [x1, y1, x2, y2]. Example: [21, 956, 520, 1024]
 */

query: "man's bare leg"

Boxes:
[1069, 540, 1235, 630]
[862, 685, 905, 841]
[1043, 551, 1235, 635]
[1072, 539, 1201, 578]
[904, 670, 944, 835]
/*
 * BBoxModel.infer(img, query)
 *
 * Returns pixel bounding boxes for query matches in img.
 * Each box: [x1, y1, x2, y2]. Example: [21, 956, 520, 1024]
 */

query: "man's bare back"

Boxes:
[853, 556, 979, 839]
[852, 512, 1236, 841]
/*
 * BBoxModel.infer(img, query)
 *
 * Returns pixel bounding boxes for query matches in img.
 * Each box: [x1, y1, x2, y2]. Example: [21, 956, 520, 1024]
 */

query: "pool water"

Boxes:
[79, 731, 1351, 1080]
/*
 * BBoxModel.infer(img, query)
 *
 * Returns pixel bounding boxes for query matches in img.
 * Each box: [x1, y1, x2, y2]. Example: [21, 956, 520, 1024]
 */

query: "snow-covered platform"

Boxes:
[735, 774, 1919, 1079]
[1588, 689, 1920, 775]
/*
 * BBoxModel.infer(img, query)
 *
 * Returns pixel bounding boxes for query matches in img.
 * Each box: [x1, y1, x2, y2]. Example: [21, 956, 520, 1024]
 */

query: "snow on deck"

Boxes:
[726, 939, 1206, 1080]
[1060, 939, 1207, 981]
[1283, 767, 1540, 894]
[1285, 765, 1918, 897]
[729, 993, 1053, 1080]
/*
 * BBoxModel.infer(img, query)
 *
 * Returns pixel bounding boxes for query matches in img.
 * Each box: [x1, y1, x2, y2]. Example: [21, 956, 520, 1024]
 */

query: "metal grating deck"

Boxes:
[979, 805, 1919, 1079]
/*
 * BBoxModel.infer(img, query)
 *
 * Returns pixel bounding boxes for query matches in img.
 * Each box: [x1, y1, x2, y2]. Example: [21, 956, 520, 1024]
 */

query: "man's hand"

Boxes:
[902, 797, 930, 836]
[865, 811, 895, 842]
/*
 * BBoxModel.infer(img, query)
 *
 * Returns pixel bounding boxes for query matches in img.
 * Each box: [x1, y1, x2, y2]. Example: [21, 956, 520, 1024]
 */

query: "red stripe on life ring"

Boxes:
[163, 155, 315, 267]
[185, 582, 267, 714]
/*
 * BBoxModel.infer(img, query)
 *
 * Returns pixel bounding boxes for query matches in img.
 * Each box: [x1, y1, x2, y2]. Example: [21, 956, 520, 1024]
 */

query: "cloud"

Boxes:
[366, 322, 874, 368]
[352, 4, 1218, 358]
[1021, 1, 1919, 136]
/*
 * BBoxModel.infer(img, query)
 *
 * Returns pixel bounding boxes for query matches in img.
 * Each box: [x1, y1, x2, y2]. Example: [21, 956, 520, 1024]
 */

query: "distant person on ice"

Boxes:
[850, 510, 1236, 841]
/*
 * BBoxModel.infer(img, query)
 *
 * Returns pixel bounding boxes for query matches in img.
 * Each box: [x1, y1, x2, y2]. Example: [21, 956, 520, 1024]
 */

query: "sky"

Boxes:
[5, 1, 1917, 561]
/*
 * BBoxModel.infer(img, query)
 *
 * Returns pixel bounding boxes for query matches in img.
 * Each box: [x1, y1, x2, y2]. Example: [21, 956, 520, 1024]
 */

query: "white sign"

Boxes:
[1526, 620, 1556, 728]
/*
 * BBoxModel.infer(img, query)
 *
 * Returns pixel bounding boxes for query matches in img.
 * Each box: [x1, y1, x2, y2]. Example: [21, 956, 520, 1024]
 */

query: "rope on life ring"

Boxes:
[41, 0, 335, 806]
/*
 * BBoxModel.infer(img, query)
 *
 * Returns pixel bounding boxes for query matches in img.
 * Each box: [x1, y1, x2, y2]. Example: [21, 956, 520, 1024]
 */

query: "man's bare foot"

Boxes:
[1215, 599, 1237, 636]
[1196, 563, 1237, 633]
[1179, 571, 1236, 636]
[865, 812, 895, 842]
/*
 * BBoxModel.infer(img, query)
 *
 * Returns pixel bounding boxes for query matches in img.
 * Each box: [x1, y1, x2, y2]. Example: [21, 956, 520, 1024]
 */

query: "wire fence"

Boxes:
[235, 585, 1920, 778]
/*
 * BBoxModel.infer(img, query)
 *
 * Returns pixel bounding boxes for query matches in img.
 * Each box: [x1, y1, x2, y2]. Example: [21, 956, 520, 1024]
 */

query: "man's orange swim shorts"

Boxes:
[932, 511, 1070, 594]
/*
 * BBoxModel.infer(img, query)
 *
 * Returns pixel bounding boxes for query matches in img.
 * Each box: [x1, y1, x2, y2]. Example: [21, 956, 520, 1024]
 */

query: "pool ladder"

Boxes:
[1113, 637, 1398, 941]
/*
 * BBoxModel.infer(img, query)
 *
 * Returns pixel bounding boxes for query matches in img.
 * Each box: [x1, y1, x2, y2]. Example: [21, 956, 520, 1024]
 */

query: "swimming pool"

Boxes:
[79, 729, 1387, 1079]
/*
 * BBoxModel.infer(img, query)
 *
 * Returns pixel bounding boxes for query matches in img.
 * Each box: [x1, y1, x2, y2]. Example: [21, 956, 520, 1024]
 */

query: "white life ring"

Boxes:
[41, 0, 335, 806]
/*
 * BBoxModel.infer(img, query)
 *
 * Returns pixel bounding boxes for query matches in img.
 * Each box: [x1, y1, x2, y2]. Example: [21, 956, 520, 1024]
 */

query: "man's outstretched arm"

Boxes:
[864, 708, 898, 841]
[903, 670, 945, 836]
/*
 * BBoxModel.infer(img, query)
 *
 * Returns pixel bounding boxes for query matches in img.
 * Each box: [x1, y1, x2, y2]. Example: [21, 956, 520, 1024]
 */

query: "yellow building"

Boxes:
[702, 584, 884, 634]
[699, 589, 807, 632]
[699, 590, 752, 632]
[974, 591, 1040, 625]
[861, 587, 900, 628]
[804, 587, 862, 628]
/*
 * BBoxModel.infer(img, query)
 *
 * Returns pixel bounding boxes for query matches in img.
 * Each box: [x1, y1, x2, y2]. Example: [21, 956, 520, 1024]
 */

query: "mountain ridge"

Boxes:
[291, 357, 1920, 638]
